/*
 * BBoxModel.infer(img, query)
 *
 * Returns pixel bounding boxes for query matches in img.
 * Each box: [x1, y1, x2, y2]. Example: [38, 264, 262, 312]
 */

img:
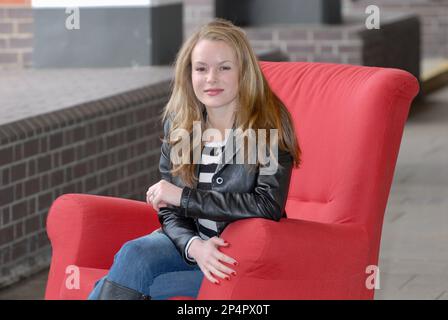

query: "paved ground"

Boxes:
[0, 66, 173, 126]
[374, 85, 448, 300]
[0, 67, 447, 300]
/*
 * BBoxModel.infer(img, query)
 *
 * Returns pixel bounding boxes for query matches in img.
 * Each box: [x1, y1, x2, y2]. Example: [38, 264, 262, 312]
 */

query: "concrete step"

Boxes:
[421, 58, 448, 95]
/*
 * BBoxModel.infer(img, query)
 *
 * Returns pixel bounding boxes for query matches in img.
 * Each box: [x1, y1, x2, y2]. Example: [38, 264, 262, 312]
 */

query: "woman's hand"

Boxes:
[188, 237, 238, 284]
[146, 180, 183, 211]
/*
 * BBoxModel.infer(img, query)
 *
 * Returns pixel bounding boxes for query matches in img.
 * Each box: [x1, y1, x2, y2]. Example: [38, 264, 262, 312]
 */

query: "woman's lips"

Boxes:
[205, 89, 224, 96]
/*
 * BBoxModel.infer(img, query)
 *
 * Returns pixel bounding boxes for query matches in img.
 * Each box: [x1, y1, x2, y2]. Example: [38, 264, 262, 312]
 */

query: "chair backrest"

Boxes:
[260, 61, 419, 253]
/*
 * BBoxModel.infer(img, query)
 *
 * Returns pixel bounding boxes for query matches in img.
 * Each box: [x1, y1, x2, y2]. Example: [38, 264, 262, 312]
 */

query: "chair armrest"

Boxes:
[45, 193, 159, 299]
[197, 218, 371, 300]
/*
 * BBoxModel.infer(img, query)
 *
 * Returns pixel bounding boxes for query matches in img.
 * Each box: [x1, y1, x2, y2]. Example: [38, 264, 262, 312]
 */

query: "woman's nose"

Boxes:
[206, 70, 218, 83]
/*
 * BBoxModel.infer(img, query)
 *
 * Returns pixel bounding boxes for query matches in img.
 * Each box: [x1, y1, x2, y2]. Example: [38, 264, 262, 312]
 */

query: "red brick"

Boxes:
[338, 45, 362, 53]
[0, 146, 13, 166]
[12, 200, 27, 221]
[85, 176, 98, 191]
[25, 215, 39, 233]
[313, 30, 343, 41]
[49, 132, 63, 150]
[1, 246, 11, 265]
[8, 36, 32, 49]
[2, 167, 10, 185]
[37, 231, 49, 248]
[285, 44, 316, 54]
[73, 162, 87, 177]
[7, 8, 32, 19]
[246, 30, 273, 41]
[14, 182, 22, 199]
[41, 174, 49, 190]
[0, 52, 18, 64]
[17, 21, 32, 33]
[0, 22, 13, 33]
[61, 148, 75, 165]
[0, 185, 13, 206]
[278, 29, 308, 41]
[0, 225, 14, 246]
[37, 154, 52, 172]
[24, 176, 39, 197]
[24, 138, 39, 157]
[12, 239, 27, 260]
[50, 170, 64, 187]
[27, 158, 35, 176]
[11, 162, 26, 183]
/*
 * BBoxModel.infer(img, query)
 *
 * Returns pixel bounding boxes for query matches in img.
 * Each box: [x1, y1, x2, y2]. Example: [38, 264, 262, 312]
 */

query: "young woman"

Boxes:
[88, 18, 301, 300]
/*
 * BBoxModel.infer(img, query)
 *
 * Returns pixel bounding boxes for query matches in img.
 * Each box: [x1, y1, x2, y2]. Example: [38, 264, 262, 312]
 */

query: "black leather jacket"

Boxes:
[157, 117, 294, 265]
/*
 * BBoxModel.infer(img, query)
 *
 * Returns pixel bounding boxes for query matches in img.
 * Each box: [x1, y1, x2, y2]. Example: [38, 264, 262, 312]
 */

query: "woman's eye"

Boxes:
[220, 66, 231, 71]
[195, 67, 206, 72]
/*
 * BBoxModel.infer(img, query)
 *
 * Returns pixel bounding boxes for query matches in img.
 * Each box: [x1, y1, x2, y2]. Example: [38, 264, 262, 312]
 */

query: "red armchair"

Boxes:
[45, 61, 419, 300]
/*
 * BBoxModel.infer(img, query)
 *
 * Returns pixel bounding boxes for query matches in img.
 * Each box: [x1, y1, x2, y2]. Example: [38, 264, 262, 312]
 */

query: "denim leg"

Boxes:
[150, 269, 203, 300]
[87, 276, 107, 300]
[87, 230, 203, 300]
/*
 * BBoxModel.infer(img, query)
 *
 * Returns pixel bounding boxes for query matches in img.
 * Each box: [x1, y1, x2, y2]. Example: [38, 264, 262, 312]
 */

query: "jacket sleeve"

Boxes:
[157, 119, 199, 265]
[179, 148, 294, 222]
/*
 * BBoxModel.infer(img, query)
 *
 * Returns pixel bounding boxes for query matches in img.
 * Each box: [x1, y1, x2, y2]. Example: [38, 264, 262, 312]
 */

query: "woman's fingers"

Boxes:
[147, 192, 155, 205]
[146, 183, 162, 207]
[213, 251, 238, 267]
[146, 185, 155, 196]
[151, 193, 158, 206]
[157, 201, 169, 209]
[198, 264, 220, 284]
[148, 192, 168, 211]
[210, 236, 228, 247]
[146, 186, 156, 204]
[195, 238, 239, 284]
[212, 253, 237, 274]
[207, 263, 229, 280]
[209, 237, 238, 266]
[152, 194, 164, 211]
[210, 257, 236, 277]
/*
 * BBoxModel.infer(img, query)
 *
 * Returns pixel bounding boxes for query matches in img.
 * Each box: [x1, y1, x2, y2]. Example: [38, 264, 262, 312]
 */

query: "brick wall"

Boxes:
[0, 0, 32, 69]
[183, 0, 214, 40]
[183, 0, 420, 80]
[228, 14, 420, 81]
[0, 82, 170, 288]
[185, 0, 446, 60]
[244, 25, 362, 65]
[184, 0, 362, 64]
[343, 0, 448, 58]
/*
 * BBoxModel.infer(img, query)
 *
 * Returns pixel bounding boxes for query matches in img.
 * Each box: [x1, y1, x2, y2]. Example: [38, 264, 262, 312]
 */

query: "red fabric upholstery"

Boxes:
[45, 61, 419, 300]
[45, 194, 160, 299]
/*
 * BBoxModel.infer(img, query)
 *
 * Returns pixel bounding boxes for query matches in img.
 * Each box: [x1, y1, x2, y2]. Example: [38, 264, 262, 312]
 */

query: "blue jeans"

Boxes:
[87, 230, 204, 300]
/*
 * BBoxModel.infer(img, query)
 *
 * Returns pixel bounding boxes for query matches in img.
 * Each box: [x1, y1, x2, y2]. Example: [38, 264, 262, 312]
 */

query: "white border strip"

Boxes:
[32, 0, 182, 8]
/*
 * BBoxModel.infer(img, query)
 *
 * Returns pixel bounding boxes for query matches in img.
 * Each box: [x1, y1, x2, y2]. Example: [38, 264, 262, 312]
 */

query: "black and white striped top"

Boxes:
[196, 138, 227, 240]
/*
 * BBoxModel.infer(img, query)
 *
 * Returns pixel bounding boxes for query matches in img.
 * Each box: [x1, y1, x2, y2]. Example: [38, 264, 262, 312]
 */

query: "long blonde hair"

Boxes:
[161, 18, 301, 187]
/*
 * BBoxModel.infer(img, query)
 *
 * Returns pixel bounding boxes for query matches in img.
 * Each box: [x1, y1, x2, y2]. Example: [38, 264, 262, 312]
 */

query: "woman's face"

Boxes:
[191, 39, 239, 111]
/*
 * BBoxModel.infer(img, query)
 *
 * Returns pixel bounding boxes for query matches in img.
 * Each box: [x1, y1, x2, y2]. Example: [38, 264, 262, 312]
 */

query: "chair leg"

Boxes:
[97, 279, 151, 300]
